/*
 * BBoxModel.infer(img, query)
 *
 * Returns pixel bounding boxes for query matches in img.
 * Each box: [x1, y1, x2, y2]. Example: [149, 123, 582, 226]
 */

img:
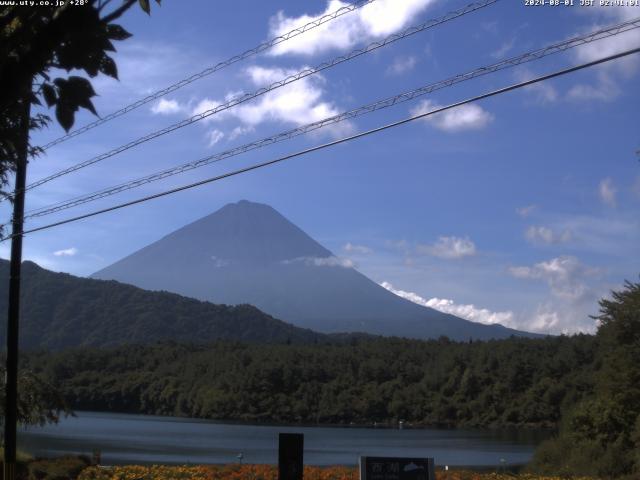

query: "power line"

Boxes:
[19, 0, 498, 196]
[21, 17, 640, 221]
[40, 0, 380, 151]
[4, 46, 638, 242]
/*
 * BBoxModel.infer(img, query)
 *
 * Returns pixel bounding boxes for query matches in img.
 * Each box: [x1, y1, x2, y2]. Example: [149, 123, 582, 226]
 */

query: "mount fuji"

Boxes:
[92, 200, 538, 340]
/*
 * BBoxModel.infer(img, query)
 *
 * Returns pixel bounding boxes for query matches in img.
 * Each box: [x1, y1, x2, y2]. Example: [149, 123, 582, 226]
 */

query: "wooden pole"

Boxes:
[3, 87, 30, 480]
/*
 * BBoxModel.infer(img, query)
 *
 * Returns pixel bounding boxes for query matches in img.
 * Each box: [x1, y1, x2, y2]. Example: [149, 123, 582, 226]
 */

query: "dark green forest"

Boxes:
[22, 334, 596, 428]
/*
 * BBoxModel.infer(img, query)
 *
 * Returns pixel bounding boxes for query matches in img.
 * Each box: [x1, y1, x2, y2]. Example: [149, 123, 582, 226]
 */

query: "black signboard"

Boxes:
[278, 433, 304, 480]
[359, 457, 435, 480]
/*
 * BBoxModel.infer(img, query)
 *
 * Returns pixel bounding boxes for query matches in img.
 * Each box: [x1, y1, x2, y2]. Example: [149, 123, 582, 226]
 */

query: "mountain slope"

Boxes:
[93, 200, 538, 340]
[0, 260, 325, 349]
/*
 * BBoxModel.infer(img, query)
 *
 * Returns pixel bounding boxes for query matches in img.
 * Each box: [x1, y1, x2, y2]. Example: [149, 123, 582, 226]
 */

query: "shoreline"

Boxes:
[63, 409, 557, 432]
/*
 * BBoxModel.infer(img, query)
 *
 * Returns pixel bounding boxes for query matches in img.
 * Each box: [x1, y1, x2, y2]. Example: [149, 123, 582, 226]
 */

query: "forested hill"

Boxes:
[0, 260, 325, 349]
[22, 334, 597, 429]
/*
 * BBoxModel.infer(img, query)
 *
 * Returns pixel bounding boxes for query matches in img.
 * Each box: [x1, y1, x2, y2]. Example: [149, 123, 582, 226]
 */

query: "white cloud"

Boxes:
[573, 6, 640, 74]
[210, 256, 230, 268]
[568, 6, 640, 102]
[567, 72, 619, 102]
[507, 255, 608, 333]
[206, 129, 225, 147]
[508, 255, 596, 302]
[530, 308, 561, 331]
[416, 236, 476, 260]
[380, 282, 516, 327]
[228, 125, 255, 141]
[386, 239, 409, 251]
[380, 263, 607, 335]
[283, 256, 355, 268]
[411, 99, 493, 132]
[53, 247, 78, 257]
[150, 98, 184, 115]
[491, 38, 515, 59]
[540, 212, 639, 256]
[514, 68, 559, 104]
[192, 66, 348, 137]
[599, 177, 617, 207]
[387, 55, 417, 75]
[481, 21, 499, 35]
[343, 242, 373, 254]
[516, 204, 537, 218]
[525, 225, 572, 245]
[267, 0, 436, 57]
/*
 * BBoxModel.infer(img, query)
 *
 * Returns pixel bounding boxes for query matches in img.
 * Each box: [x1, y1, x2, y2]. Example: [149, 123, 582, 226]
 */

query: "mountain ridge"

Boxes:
[92, 200, 541, 340]
[0, 259, 329, 349]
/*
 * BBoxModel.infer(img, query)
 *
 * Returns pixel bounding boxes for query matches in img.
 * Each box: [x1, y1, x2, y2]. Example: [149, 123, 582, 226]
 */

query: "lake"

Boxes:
[18, 411, 548, 467]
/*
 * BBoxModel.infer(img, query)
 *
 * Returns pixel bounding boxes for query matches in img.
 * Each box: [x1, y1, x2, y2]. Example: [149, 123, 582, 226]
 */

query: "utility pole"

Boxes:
[3, 86, 31, 480]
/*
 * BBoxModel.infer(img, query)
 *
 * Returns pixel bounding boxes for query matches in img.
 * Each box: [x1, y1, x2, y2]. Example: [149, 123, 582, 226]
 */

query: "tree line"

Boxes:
[21, 334, 596, 428]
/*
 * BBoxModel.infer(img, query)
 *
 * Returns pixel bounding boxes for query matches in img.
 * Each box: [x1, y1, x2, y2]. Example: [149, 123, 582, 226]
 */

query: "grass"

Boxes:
[0, 446, 35, 463]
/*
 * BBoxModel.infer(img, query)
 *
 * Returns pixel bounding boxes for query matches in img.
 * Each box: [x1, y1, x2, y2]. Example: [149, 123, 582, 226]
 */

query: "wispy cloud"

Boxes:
[568, 6, 640, 102]
[92, 42, 201, 104]
[206, 129, 225, 147]
[53, 247, 78, 257]
[516, 204, 537, 218]
[267, 0, 436, 56]
[599, 177, 616, 207]
[508, 255, 606, 333]
[387, 55, 418, 76]
[343, 242, 373, 254]
[514, 67, 559, 104]
[544, 212, 639, 256]
[411, 100, 493, 132]
[491, 38, 515, 59]
[283, 256, 355, 268]
[228, 125, 255, 141]
[509, 255, 597, 302]
[567, 72, 619, 103]
[416, 236, 476, 260]
[525, 225, 572, 246]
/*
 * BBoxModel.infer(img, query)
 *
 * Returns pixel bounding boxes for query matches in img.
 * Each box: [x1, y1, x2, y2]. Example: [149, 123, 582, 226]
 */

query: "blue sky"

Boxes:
[2, 0, 639, 334]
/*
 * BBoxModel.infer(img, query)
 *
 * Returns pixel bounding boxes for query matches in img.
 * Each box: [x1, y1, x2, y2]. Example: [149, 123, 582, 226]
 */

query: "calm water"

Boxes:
[18, 411, 548, 467]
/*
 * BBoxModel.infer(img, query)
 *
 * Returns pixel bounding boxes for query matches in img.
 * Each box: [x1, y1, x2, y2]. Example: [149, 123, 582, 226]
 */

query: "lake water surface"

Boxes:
[18, 411, 548, 467]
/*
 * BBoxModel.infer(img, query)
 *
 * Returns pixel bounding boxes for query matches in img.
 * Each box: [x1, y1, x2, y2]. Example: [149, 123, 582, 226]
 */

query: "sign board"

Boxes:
[278, 433, 304, 480]
[359, 457, 435, 480]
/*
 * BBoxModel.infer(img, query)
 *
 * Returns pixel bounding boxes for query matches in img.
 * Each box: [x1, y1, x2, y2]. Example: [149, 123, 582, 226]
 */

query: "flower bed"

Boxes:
[77, 464, 596, 480]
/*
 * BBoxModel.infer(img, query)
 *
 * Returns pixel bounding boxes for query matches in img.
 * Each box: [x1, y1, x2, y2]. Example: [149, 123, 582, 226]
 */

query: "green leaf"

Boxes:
[42, 84, 57, 107]
[99, 55, 118, 80]
[52, 76, 99, 129]
[66, 76, 96, 98]
[139, 0, 150, 14]
[55, 104, 75, 132]
[106, 24, 132, 41]
[78, 97, 98, 117]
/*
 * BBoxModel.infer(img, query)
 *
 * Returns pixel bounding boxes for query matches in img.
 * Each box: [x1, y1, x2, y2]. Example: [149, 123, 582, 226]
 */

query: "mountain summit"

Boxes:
[93, 200, 537, 340]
